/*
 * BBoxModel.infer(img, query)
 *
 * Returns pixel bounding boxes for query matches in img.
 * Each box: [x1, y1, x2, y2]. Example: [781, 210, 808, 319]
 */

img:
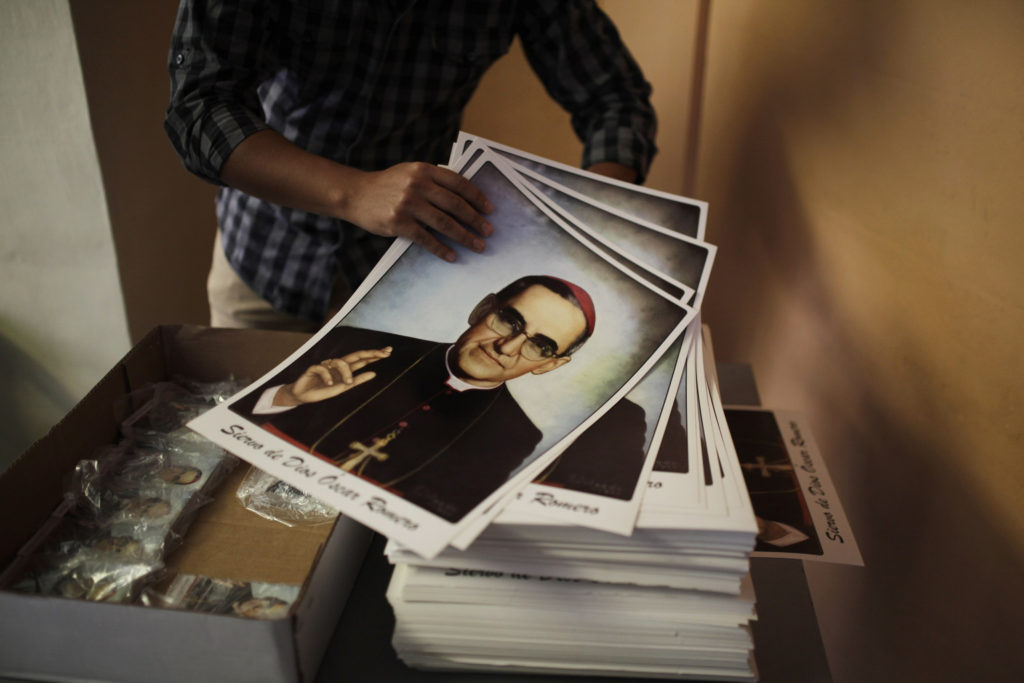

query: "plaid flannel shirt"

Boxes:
[165, 0, 657, 321]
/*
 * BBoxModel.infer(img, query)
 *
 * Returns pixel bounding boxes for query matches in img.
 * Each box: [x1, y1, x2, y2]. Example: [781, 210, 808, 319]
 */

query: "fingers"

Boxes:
[287, 346, 394, 404]
[419, 167, 493, 252]
[389, 164, 494, 261]
[346, 370, 378, 390]
[304, 364, 337, 386]
[339, 347, 393, 368]
[290, 358, 378, 403]
[348, 162, 496, 263]
[320, 358, 354, 385]
[316, 347, 392, 384]
[312, 369, 377, 400]
[429, 166, 494, 234]
[407, 227, 459, 263]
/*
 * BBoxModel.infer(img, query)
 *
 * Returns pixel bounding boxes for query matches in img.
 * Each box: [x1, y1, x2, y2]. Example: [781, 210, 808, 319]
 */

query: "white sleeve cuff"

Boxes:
[251, 385, 293, 415]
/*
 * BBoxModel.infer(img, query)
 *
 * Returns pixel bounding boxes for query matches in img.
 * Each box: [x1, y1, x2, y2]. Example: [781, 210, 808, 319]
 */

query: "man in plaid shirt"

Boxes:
[165, 0, 657, 331]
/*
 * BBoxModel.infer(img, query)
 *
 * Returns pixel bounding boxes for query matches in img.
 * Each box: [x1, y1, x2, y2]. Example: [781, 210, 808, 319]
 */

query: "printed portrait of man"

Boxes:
[158, 465, 203, 486]
[534, 397, 647, 500]
[230, 595, 291, 620]
[652, 398, 688, 474]
[231, 275, 597, 523]
[727, 409, 823, 555]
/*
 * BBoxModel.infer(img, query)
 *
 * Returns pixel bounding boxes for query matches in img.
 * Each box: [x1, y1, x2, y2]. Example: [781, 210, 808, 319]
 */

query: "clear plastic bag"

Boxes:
[120, 382, 230, 456]
[3, 376, 247, 608]
[9, 551, 164, 604]
[140, 573, 300, 620]
[235, 466, 338, 527]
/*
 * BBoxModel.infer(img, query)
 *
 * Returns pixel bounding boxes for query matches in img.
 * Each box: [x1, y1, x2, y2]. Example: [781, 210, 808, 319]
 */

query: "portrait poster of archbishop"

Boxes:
[192, 153, 696, 558]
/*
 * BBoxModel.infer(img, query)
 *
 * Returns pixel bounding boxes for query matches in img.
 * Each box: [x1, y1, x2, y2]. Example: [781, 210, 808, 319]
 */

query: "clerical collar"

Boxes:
[444, 345, 500, 392]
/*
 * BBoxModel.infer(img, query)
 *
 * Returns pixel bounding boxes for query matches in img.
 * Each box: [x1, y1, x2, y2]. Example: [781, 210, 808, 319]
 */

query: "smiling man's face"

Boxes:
[451, 285, 587, 389]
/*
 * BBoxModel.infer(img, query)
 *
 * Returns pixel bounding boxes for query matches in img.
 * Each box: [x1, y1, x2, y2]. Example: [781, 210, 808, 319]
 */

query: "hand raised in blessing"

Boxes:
[273, 348, 392, 406]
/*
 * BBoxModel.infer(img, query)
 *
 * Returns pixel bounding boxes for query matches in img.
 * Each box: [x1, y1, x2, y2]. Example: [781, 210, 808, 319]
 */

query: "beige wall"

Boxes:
[70, 0, 217, 341]
[471, 1, 1024, 679]
[698, 1, 1024, 681]
[0, 1, 130, 464]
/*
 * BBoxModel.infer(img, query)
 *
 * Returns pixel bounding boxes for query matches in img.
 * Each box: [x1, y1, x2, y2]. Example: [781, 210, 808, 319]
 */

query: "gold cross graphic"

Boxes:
[741, 456, 792, 478]
[339, 432, 398, 472]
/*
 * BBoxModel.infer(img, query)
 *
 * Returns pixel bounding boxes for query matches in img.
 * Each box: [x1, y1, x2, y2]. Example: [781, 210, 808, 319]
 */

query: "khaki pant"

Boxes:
[207, 232, 351, 332]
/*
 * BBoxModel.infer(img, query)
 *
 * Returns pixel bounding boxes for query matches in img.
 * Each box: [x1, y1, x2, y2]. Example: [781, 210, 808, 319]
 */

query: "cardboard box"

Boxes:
[0, 325, 373, 683]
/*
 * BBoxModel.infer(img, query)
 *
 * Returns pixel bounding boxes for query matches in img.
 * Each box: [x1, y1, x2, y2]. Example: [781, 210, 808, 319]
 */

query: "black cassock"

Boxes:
[538, 397, 648, 500]
[652, 398, 688, 474]
[231, 326, 541, 523]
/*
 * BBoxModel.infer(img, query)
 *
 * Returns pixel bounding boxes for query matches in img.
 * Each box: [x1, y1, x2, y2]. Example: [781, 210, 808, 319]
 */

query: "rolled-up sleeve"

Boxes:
[517, 0, 658, 182]
[164, 0, 272, 184]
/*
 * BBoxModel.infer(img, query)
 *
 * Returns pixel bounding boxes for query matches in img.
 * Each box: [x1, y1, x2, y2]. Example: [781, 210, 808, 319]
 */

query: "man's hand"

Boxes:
[345, 163, 494, 262]
[273, 347, 392, 406]
[220, 131, 493, 264]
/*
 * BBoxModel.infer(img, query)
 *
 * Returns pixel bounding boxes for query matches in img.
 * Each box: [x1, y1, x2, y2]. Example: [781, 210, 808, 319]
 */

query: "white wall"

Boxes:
[0, 1, 130, 464]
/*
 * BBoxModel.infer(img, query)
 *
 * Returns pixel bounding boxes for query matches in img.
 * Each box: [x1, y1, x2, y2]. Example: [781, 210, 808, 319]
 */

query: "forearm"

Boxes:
[219, 129, 360, 221]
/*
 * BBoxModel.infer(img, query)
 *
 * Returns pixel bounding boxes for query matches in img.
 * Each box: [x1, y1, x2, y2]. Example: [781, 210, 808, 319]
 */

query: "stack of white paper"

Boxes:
[387, 563, 757, 680]
[386, 306, 760, 680]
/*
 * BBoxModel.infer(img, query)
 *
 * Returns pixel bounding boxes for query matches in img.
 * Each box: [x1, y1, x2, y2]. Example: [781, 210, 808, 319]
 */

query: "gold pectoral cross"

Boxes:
[339, 429, 400, 473]
[742, 456, 793, 478]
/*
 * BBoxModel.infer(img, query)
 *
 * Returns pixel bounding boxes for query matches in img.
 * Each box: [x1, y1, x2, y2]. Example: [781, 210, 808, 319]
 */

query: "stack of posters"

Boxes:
[384, 321, 761, 680]
[189, 133, 723, 561]
[386, 324, 757, 590]
[386, 563, 756, 680]
[190, 135, 862, 679]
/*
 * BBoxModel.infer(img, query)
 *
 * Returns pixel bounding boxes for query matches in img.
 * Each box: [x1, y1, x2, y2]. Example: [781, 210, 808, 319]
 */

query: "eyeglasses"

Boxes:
[487, 306, 562, 361]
